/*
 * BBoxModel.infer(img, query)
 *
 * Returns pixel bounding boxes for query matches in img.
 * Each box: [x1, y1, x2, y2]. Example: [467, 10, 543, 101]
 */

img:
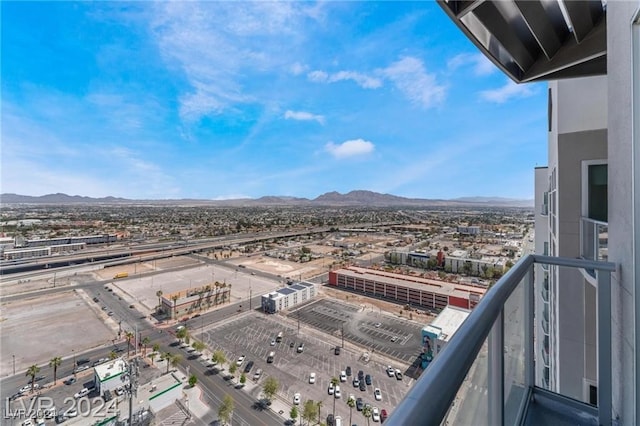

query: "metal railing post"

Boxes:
[597, 270, 612, 426]
[488, 310, 504, 426]
[525, 265, 535, 388]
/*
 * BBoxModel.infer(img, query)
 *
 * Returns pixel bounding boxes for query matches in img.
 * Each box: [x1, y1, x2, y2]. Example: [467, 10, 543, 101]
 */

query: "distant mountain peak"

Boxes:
[0, 191, 533, 207]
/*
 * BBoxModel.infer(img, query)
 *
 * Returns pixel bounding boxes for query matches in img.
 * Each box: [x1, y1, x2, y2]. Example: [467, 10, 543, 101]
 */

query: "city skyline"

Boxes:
[1, 1, 547, 200]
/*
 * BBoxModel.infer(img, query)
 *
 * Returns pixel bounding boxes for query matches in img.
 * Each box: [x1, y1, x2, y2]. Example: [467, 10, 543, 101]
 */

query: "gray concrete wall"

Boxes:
[607, 2, 640, 423]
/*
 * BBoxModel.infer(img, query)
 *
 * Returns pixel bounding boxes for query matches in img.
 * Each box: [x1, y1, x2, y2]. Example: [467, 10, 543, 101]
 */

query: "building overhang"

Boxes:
[437, 0, 607, 83]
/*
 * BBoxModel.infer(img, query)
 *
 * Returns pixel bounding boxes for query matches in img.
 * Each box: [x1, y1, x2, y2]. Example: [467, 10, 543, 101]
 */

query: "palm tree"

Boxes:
[155, 290, 163, 313]
[330, 376, 339, 417]
[316, 401, 323, 426]
[171, 295, 179, 319]
[192, 340, 206, 353]
[347, 395, 356, 426]
[153, 343, 160, 353]
[108, 350, 118, 360]
[149, 353, 157, 365]
[171, 353, 182, 371]
[49, 357, 62, 385]
[141, 337, 150, 357]
[163, 352, 173, 374]
[25, 365, 40, 393]
[125, 331, 134, 357]
[362, 405, 372, 426]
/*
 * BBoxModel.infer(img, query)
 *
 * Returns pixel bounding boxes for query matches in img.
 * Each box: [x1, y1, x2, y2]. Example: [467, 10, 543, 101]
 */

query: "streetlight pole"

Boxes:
[341, 324, 344, 348]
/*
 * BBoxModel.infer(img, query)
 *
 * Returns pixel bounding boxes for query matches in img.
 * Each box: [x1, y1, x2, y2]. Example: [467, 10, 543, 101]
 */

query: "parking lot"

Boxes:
[291, 299, 425, 364]
[193, 311, 412, 423]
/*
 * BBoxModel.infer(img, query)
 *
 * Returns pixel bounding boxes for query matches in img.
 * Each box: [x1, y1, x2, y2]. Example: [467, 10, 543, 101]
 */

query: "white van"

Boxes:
[267, 351, 275, 363]
[334, 416, 342, 426]
[74, 388, 89, 399]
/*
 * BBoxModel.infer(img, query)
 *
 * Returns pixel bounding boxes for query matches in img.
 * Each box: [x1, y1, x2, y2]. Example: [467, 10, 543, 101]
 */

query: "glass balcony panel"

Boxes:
[442, 338, 489, 425]
[581, 217, 608, 262]
[503, 272, 527, 425]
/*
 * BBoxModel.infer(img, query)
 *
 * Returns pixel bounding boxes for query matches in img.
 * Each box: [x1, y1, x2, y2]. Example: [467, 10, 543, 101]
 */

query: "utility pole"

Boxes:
[341, 324, 345, 348]
[12, 355, 15, 375]
[127, 357, 138, 426]
[249, 287, 252, 310]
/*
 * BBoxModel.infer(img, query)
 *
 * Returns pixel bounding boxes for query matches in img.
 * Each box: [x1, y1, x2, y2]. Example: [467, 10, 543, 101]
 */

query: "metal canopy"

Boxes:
[438, 0, 607, 83]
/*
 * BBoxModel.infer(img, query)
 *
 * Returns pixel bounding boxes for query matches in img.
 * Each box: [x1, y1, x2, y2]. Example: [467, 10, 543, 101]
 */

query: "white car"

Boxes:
[293, 393, 301, 405]
[374, 388, 382, 401]
[386, 366, 395, 377]
[334, 385, 341, 399]
[309, 372, 316, 384]
[270, 339, 276, 346]
[65, 407, 78, 418]
[339, 370, 347, 382]
[236, 355, 245, 366]
[21, 420, 34, 426]
[328, 382, 335, 395]
[372, 406, 380, 422]
[74, 388, 90, 399]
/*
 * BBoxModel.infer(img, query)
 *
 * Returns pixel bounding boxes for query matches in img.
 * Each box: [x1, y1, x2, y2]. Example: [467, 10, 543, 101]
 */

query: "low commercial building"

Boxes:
[261, 282, 316, 313]
[161, 283, 230, 320]
[421, 305, 471, 361]
[444, 255, 505, 277]
[328, 266, 485, 311]
[94, 358, 129, 396]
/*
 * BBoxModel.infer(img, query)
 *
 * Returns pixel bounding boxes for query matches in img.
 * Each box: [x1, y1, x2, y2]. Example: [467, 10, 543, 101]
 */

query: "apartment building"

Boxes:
[389, 1, 640, 425]
[261, 281, 316, 313]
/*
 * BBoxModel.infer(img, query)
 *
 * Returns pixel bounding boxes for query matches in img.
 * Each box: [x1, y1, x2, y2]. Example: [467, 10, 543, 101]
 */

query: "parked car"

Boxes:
[64, 377, 77, 385]
[359, 381, 366, 392]
[358, 370, 364, 380]
[372, 407, 380, 422]
[270, 339, 276, 346]
[236, 355, 245, 366]
[328, 382, 335, 395]
[386, 366, 395, 377]
[326, 414, 334, 426]
[365, 374, 372, 385]
[352, 378, 360, 388]
[339, 371, 347, 382]
[374, 387, 382, 401]
[345, 366, 352, 376]
[309, 372, 316, 384]
[253, 368, 262, 381]
[297, 343, 304, 353]
[380, 409, 388, 422]
[395, 369, 403, 380]
[244, 360, 254, 373]
[334, 385, 341, 398]
[334, 346, 341, 355]
[356, 398, 364, 411]
[293, 393, 301, 405]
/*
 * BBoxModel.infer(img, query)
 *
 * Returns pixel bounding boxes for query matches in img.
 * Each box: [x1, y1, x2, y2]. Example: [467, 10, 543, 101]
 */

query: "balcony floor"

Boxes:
[523, 388, 598, 426]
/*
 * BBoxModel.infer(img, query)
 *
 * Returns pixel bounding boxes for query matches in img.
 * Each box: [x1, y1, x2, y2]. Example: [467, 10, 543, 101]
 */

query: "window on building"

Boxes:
[587, 164, 608, 222]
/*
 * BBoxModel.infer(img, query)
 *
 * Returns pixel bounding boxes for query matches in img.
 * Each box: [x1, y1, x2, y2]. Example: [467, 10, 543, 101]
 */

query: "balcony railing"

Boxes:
[386, 254, 615, 426]
[581, 217, 608, 262]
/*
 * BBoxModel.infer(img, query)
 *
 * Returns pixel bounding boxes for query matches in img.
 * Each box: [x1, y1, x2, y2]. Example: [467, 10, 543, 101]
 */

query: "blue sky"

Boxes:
[1, 1, 547, 200]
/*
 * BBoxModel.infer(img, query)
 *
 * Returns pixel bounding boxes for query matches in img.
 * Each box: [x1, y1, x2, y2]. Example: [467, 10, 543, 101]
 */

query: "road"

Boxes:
[0, 296, 285, 426]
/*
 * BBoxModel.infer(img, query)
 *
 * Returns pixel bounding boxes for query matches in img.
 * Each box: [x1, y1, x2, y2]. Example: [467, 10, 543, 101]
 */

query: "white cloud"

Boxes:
[480, 79, 535, 103]
[149, 2, 319, 121]
[447, 53, 496, 76]
[290, 62, 308, 76]
[307, 70, 382, 89]
[380, 57, 446, 108]
[284, 110, 325, 124]
[325, 139, 375, 159]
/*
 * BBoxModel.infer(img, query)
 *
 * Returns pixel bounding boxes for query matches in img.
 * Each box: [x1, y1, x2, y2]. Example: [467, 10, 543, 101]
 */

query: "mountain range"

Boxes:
[0, 191, 533, 207]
